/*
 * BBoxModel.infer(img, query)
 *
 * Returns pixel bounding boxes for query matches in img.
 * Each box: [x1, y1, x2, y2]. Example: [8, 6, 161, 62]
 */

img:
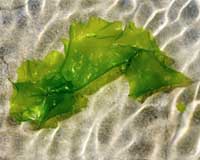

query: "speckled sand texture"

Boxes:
[0, 0, 200, 160]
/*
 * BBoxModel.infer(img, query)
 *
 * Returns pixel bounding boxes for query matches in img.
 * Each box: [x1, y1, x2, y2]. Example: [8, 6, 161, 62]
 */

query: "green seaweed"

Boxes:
[10, 17, 192, 128]
[176, 102, 186, 113]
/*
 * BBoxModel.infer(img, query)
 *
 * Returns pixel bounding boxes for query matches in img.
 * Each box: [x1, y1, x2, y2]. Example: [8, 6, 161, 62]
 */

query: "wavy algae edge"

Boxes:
[9, 17, 192, 129]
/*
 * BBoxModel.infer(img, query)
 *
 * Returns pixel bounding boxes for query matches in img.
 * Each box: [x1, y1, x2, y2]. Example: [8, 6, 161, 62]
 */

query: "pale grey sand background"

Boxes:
[0, 0, 200, 159]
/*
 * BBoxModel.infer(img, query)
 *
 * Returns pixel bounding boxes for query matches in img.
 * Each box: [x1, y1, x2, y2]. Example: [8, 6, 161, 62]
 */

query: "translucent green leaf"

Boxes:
[10, 51, 75, 128]
[125, 51, 192, 102]
[17, 51, 65, 83]
[115, 22, 174, 65]
[62, 17, 136, 90]
[9, 17, 192, 129]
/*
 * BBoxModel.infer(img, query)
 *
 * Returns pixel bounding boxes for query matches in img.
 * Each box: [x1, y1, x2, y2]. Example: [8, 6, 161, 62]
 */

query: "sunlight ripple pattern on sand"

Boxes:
[0, 0, 200, 159]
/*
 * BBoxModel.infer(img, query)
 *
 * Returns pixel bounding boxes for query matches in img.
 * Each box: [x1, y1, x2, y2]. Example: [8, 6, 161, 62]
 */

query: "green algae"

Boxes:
[176, 102, 186, 113]
[10, 17, 192, 128]
[125, 51, 191, 102]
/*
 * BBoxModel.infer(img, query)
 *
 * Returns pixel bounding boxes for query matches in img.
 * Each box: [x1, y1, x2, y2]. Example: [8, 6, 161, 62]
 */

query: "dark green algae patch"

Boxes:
[10, 17, 192, 129]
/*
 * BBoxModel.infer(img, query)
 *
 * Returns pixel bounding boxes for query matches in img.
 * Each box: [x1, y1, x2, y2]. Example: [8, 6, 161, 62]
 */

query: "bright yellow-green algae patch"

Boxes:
[10, 17, 192, 129]
[176, 102, 186, 113]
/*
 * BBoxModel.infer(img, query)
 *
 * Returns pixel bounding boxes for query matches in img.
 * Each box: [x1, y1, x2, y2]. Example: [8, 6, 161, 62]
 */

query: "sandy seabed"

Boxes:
[0, 0, 200, 159]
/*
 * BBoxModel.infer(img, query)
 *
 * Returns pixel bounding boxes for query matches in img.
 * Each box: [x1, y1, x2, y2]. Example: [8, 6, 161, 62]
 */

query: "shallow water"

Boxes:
[0, 0, 200, 159]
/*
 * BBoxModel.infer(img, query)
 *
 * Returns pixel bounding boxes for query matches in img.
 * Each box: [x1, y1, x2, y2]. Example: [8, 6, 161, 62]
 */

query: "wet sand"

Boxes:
[0, 0, 200, 159]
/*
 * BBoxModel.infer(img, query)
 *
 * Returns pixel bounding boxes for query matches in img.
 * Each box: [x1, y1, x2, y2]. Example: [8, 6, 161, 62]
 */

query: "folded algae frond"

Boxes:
[10, 17, 192, 128]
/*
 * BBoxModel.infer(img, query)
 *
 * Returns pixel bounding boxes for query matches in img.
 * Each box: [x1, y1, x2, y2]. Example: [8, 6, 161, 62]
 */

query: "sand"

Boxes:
[0, 0, 200, 159]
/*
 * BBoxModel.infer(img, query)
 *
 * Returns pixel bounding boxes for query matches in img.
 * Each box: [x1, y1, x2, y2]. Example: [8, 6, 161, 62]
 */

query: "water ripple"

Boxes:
[0, 0, 200, 159]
